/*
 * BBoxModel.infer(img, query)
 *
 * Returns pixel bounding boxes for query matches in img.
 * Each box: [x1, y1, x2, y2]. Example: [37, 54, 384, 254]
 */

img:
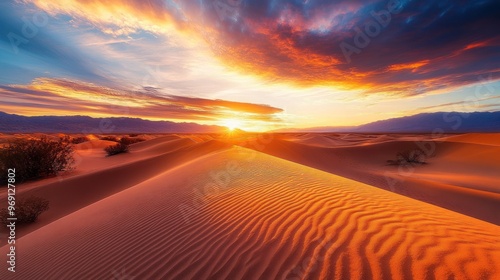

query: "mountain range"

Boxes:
[1, 111, 499, 133]
[0, 112, 225, 133]
[275, 111, 500, 133]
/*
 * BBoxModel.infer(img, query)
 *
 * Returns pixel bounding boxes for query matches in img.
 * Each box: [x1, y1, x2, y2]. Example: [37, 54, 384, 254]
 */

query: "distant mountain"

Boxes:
[273, 126, 357, 133]
[2, 111, 499, 134]
[275, 112, 500, 133]
[0, 112, 226, 133]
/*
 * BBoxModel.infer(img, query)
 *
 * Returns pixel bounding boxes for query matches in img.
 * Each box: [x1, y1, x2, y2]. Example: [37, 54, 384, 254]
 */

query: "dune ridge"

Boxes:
[0, 139, 231, 242]
[440, 133, 500, 146]
[1, 146, 499, 279]
[247, 136, 500, 224]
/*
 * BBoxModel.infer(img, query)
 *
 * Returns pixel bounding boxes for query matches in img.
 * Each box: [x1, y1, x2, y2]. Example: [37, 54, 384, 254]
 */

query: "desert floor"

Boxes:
[0, 133, 499, 279]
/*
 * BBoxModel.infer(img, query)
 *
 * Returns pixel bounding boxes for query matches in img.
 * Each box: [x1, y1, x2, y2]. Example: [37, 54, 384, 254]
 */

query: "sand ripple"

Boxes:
[1, 147, 498, 279]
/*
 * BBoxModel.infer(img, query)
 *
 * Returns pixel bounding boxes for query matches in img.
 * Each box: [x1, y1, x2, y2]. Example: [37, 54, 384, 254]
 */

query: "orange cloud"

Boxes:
[0, 78, 284, 126]
[388, 60, 430, 72]
[26, 0, 500, 97]
[464, 41, 490, 51]
[28, 0, 182, 36]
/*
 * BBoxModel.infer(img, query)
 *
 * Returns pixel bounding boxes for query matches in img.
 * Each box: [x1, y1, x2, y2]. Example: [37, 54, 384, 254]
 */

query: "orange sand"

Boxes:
[252, 133, 500, 224]
[0, 134, 498, 279]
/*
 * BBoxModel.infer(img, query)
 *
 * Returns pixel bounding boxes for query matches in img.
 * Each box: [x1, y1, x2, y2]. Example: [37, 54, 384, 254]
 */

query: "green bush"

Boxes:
[0, 136, 74, 184]
[0, 196, 50, 225]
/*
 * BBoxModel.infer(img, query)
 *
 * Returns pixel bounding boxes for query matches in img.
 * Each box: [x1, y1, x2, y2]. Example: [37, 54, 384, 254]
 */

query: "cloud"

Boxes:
[0, 1, 109, 84]
[0, 78, 283, 124]
[418, 95, 500, 112]
[211, 0, 500, 95]
[25, 0, 500, 96]
[27, 0, 182, 36]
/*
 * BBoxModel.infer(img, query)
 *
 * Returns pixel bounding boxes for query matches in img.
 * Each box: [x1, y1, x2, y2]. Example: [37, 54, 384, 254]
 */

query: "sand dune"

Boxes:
[282, 133, 455, 148]
[0, 138, 231, 242]
[281, 133, 433, 148]
[128, 135, 181, 149]
[74, 139, 118, 150]
[1, 134, 498, 279]
[1, 146, 499, 279]
[130, 137, 194, 154]
[284, 135, 347, 147]
[440, 133, 500, 146]
[248, 135, 500, 224]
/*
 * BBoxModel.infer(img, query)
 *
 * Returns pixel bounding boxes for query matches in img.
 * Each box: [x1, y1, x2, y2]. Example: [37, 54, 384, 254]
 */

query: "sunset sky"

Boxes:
[0, 0, 499, 131]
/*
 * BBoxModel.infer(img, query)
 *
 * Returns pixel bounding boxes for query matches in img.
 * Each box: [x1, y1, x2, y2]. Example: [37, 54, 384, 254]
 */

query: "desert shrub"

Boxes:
[100, 136, 119, 142]
[119, 137, 145, 145]
[0, 136, 74, 184]
[387, 149, 427, 166]
[0, 196, 49, 225]
[104, 142, 129, 156]
[71, 136, 90, 144]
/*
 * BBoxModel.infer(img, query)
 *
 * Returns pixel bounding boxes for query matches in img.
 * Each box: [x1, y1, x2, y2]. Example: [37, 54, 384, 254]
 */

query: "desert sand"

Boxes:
[246, 133, 500, 224]
[0, 133, 499, 279]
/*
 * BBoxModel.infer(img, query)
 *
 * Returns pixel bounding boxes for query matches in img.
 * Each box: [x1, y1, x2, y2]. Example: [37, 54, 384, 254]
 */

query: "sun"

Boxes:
[223, 119, 242, 131]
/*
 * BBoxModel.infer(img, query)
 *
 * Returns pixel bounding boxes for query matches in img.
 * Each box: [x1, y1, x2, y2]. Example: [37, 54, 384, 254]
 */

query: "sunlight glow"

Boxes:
[223, 119, 242, 131]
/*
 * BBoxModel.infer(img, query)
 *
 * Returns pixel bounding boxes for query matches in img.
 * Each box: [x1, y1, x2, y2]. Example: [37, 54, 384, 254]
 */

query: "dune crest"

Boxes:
[254, 135, 500, 224]
[1, 146, 498, 279]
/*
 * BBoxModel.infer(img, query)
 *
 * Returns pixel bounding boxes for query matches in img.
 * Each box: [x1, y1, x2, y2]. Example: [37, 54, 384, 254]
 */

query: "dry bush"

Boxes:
[100, 136, 119, 142]
[0, 136, 74, 184]
[0, 196, 50, 225]
[71, 136, 90, 144]
[387, 149, 427, 166]
[119, 137, 145, 145]
[104, 142, 129, 156]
